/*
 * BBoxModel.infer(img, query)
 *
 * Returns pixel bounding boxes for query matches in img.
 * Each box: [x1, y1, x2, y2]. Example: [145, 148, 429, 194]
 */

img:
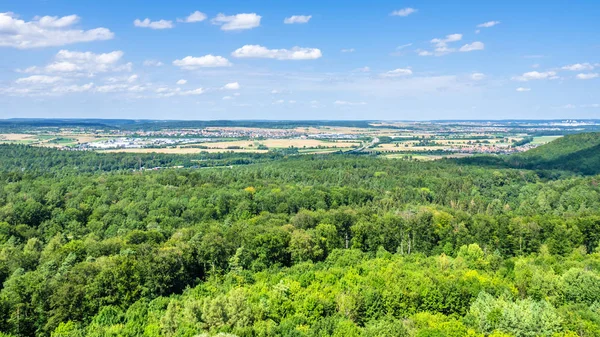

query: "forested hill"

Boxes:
[507, 132, 600, 174]
[460, 132, 600, 175]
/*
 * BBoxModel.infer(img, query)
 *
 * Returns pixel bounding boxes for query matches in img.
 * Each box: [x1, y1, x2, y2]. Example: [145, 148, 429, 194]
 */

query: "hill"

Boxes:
[458, 132, 600, 175]
[507, 132, 600, 175]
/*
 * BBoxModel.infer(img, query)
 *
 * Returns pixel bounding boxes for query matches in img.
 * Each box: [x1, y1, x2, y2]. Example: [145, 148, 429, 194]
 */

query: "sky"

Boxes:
[0, 0, 599, 120]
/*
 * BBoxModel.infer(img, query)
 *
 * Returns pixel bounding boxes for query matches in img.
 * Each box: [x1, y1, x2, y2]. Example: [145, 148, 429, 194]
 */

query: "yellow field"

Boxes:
[0, 133, 37, 141]
[185, 138, 359, 149]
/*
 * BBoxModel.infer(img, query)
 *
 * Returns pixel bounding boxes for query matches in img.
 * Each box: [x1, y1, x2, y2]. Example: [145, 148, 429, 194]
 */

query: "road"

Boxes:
[346, 137, 379, 154]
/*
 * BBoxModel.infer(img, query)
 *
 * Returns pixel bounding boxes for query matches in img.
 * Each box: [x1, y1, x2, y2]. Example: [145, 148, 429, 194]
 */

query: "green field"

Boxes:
[531, 135, 562, 144]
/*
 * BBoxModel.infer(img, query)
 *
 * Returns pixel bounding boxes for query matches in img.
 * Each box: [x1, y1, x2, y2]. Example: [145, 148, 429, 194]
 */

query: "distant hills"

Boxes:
[460, 132, 600, 175]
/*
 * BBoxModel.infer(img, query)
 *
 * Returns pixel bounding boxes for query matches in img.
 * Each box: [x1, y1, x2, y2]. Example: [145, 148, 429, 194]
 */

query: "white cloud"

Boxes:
[562, 63, 594, 71]
[284, 15, 312, 24]
[381, 68, 413, 77]
[16, 75, 63, 84]
[459, 41, 485, 52]
[177, 11, 207, 23]
[232, 45, 322, 60]
[334, 100, 367, 106]
[516, 87, 531, 92]
[560, 104, 577, 109]
[173, 55, 232, 69]
[396, 43, 413, 50]
[0, 12, 113, 49]
[133, 18, 174, 29]
[46, 62, 81, 73]
[223, 96, 233, 100]
[176, 79, 187, 85]
[127, 74, 138, 83]
[155, 87, 204, 97]
[36, 50, 129, 75]
[422, 34, 470, 56]
[211, 13, 261, 31]
[471, 73, 485, 80]
[53, 82, 94, 93]
[341, 48, 355, 53]
[354, 66, 371, 73]
[181, 88, 204, 95]
[576, 73, 599, 80]
[143, 60, 164, 67]
[477, 21, 500, 28]
[513, 71, 558, 81]
[390, 8, 417, 17]
[35, 15, 80, 28]
[223, 82, 240, 90]
[57, 50, 123, 64]
[580, 104, 600, 108]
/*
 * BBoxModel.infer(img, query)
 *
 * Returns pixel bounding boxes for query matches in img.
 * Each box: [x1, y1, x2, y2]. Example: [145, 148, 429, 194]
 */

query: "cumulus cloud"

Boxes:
[471, 73, 485, 81]
[334, 100, 367, 106]
[0, 12, 113, 49]
[477, 21, 500, 28]
[52, 83, 94, 93]
[421, 34, 464, 56]
[180, 88, 205, 96]
[459, 41, 485, 52]
[223, 82, 240, 90]
[381, 68, 413, 77]
[16, 75, 63, 84]
[211, 13, 261, 31]
[16, 49, 129, 78]
[516, 87, 531, 92]
[134, 18, 174, 29]
[562, 63, 594, 71]
[177, 11, 207, 23]
[513, 71, 558, 81]
[173, 55, 232, 69]
[176, 79, 187, 85]
[284, 15, 312, 24]
[51, 50, 128, 74]
[232, 45, 322, 60]
[46, 62, 81, 73]
[390, 8, 417, 17]
[576, 73, 599, 80]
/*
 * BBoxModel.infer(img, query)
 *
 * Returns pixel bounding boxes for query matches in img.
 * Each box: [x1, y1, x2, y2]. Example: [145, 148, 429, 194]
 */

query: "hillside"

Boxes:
[508, 132, 600, 175]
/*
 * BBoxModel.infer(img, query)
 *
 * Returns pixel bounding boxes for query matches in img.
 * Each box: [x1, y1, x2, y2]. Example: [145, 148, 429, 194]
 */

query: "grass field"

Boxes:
[531, 136, 562, 145]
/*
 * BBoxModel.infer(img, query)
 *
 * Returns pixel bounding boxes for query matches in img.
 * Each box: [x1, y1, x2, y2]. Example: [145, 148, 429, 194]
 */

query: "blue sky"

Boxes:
[1, 0, 599, 120]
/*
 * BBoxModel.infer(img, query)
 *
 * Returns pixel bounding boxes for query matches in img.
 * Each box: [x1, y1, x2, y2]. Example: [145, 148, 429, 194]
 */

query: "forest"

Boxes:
[0, 133, 600, 336]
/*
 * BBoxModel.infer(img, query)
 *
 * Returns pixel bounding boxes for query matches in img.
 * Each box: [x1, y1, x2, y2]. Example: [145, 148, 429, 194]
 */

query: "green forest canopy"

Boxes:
[0, 133, 599, 336]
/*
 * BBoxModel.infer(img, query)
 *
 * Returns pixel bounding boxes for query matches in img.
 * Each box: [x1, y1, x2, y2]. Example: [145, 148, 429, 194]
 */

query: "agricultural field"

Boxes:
[531, 135, 563, 144]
